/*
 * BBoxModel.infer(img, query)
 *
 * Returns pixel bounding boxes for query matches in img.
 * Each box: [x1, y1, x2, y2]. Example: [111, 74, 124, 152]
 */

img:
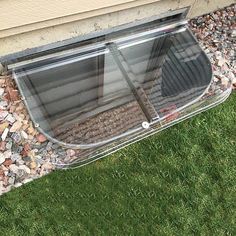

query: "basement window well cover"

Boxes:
[12, 18, 232, 166]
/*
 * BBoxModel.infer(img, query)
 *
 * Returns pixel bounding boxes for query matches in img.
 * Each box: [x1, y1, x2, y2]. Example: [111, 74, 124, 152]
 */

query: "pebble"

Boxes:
[16, 160, 25, 166]
[8, 176, 15, 185]
[23, 156, 32, 163]
[36, 134, 47, 143]
[10, 121, 22, 132]
[15, 169, 27, 180]
[6, 140, 13, 150]
[3, 159, 13, 167]
[0, 101, 8, 108]
[41, 162, 53, 171]
[4, 150, 11, 159]
[1, 128, 9, 141]
[11, 132, 21, 143]
[0, 141, 6, 151]
[0, 122, 9, 133]
[14, 183, 22, 188]
[66, 149, 76, 157]
[221, 76, 229, 86]
[11, 143, 23, 153]
[5, 114, 16, 124]
[9, 164, 18, 173]
[217, 57, 226, 67]
[0, 153, 5, 165]
[0, 111, 8, 121]
[29, 161, 37, 169]
[11, 153, 21, 162]
[7, 88, 19, 102]
[27, 126, 35, 135]
[46, 142, 53, 151]
[18, 165, 31, 174]
[21, 130, 28, 139]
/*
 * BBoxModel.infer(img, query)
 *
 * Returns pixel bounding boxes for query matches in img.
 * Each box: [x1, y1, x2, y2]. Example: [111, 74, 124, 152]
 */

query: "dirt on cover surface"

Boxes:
[0, 4, 235, 195]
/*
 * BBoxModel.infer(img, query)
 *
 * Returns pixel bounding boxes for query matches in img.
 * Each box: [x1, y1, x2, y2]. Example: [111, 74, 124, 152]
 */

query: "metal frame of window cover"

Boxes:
[8, 9, 233, 168]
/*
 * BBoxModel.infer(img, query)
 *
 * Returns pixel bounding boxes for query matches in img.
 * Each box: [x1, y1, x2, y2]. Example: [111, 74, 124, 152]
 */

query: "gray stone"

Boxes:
[11, 153, 21, 162]
[11, 132, 22, 143]
[8, 177, 15, 185]
[6, 140, 13, 150]
[46, 142, 53, 151]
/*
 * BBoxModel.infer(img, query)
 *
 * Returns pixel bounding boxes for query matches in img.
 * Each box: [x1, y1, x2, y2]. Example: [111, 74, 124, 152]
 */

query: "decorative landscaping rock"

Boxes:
[0, 153, 5, 165]
[1, 128, 9, 141]
[9, 120, 22, 132]
[0, 141, 6, 151]
[0, 111, 8, 122]
[36, 134, 47, 143]
[0, 122, 9, 133]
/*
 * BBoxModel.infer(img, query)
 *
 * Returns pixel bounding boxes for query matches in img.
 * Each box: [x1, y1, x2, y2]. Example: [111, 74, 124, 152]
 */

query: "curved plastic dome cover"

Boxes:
[13, 21, 212, 149]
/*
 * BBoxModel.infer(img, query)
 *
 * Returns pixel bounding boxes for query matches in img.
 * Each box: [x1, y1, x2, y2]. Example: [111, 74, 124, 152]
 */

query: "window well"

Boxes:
[9, 13, 232, 167]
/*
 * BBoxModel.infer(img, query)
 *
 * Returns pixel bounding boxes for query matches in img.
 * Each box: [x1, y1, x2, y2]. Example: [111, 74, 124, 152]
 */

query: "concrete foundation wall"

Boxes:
[0, 0, 234, 58]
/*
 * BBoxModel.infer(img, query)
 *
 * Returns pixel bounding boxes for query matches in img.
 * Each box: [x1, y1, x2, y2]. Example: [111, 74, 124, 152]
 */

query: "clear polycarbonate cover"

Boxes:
[12, 18, 232, 168]
[14, 20, 216, 150]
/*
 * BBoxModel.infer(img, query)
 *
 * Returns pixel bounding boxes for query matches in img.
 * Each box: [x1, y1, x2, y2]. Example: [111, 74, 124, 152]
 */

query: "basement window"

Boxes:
[11, 14, 232, 166]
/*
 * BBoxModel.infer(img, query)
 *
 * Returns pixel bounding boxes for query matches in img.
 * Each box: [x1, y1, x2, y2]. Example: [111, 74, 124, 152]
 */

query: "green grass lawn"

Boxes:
[0, 93, 236, 236]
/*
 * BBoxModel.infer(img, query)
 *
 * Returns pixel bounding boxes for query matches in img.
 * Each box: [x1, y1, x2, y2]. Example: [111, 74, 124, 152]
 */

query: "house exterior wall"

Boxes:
[0, 0, 234, 58]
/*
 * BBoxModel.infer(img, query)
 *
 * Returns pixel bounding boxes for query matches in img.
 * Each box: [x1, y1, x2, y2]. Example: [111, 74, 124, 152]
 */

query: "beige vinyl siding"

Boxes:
[0, 0, 234, 58]
[0, 0, 160, 38]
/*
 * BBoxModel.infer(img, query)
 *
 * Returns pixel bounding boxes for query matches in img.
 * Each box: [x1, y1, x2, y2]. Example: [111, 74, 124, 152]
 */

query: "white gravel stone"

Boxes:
[14, 183, 22, 188]
[0, 153, 5, 165]
[221, 76, 229, 86]
[9, 164, 18, 173]
[21, 130, 28, 139]
[1, 128, 9, 141]
[0, 101, 8, 108]
[18, 165, 31, 174]
[6, 114, 16, 124]
[16, 160, 25, 165]
[4, 150, 11, 159]
[0, 111, 8, 121]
